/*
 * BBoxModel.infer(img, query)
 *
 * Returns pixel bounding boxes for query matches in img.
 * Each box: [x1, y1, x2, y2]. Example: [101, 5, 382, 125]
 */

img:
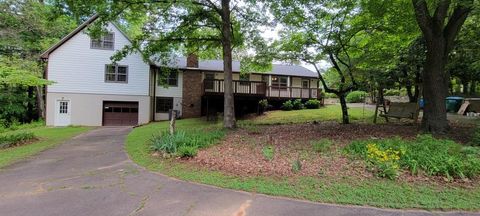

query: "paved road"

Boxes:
[0, 127, 477, 216]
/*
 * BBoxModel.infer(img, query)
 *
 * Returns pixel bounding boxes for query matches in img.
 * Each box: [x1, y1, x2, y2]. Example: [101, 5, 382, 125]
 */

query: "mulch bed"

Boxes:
[181, 122, 478, 187]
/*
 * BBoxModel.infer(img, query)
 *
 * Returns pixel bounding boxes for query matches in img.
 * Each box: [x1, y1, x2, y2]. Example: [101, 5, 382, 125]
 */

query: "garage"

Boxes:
[102, 101, 139, 126]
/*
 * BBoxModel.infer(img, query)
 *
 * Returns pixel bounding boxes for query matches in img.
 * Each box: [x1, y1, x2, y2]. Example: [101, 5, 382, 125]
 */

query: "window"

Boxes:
[59, 101, 68, 114]
[167, 71, 178, 86]
[105, 65, 128, 83]
[91, 33, 114, 50]
[205, 73, 215, 80]
[271, 76, 288, 88]
[156, 97, 173, 113]
[302, 79, 309, 88]
[204, 73, 215, 90]
[157, 71, 178, 86]
[239, 74, 250, 85]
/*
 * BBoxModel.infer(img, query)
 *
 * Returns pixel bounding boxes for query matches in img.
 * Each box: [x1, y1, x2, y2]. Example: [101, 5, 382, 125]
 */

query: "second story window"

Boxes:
[158, 71, 178, 86]
[105, 65, 128, 83]
[91, 33, 114, 50]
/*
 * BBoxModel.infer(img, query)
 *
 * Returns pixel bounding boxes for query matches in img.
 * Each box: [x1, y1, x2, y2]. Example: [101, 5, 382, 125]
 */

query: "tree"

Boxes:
[0, 0, 76, 124]
[271, 0, 367, 124]
[54, 0, 268, 129]
[412, 0, 474, 133]
[448, 14, 480, 95]
[391, 38, 425, 102]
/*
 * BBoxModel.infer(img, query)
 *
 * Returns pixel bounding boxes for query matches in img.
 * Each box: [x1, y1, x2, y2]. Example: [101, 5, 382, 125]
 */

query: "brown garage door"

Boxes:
[103, 101, 138, 126]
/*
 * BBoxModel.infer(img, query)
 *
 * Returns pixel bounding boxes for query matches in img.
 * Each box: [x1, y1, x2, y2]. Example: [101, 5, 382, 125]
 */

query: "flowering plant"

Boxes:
[366, 143, 403, 179]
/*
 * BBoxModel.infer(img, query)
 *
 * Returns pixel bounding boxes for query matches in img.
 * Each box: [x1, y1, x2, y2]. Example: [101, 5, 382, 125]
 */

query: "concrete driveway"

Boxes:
[0, 127, 477, 216]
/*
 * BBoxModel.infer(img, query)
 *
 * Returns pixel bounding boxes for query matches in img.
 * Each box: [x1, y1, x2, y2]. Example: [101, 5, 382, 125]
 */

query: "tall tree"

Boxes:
[54, 0, 268, 129]
[412, 0, 474, 133]
[0, 0, 76, 123]
[271, 0, 365, 124]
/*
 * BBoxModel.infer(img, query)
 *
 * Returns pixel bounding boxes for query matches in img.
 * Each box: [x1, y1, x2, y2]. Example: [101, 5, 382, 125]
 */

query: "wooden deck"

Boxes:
[203, 79, 320, 99]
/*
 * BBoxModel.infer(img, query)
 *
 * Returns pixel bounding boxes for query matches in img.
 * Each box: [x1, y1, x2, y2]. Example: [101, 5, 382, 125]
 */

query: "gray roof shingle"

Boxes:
[158, 58, 318, 78]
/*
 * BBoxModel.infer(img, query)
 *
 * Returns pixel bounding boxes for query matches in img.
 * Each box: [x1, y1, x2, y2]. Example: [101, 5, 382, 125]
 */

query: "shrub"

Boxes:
[0, 132, 36, 149]
[177, 145, 198, 158]
[346, 91, 367, 103]
[0, 120, 45, 133]
[292, 99, 304, 110]
[311, 139, 332, 153]
[384, 89, 401, 96]
[345, 135, 480, 179]
[305, 99, 321, 109]
[258, 99, 268, 109]
[366, 143, 402, 179]
[281, 100, 294, 111]
[292, 159, 302, 173]
[324, 93, 337, 98]
[150, 129, 225, 157]
[262, 145, 275, 161]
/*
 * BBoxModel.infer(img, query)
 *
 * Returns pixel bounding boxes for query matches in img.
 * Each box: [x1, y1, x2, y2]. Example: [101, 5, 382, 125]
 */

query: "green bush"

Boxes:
[312, 139, 333, 153]
[346, 91, 367, 103]
[150, 129, 225, 157]
[177, 145, 198, 157]
[324, 93, 337, 98]
[292, 99, 304, 110]
[0, 120, 45, 133]
[0, 132, 36, 149]
[262, 145, 275, 161]
[281, 100, 294, 111]
[304, 99, 321, 109]
[258, 99, 268, 109]
[345, 135, 480, 179]
[384, 89, 401, 96]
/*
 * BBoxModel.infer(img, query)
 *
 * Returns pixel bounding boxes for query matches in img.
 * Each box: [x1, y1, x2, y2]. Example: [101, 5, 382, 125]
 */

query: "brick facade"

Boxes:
[182, 71, 203, 118]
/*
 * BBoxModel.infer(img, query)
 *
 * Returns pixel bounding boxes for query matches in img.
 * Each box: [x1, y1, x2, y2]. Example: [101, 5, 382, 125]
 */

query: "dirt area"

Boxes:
[182, 122, 477, 187]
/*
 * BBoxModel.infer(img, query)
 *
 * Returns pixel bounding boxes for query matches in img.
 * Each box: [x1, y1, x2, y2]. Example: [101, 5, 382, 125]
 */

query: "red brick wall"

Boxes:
[182, 71, 203, 118]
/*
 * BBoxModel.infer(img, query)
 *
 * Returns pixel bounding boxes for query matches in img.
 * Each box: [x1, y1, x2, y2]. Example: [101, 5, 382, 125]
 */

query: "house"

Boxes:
[41, 16, 321, 127]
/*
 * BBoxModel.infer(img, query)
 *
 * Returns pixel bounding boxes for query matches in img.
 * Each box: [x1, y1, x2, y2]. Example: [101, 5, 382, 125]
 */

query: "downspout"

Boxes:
[151, 66, 157, 121]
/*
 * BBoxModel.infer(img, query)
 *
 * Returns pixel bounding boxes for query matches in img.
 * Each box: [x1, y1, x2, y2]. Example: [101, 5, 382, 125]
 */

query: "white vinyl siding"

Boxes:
[47, 23, 149, 96]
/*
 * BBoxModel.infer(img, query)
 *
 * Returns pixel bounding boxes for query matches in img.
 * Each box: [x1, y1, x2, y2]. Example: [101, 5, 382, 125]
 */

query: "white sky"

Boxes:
[260, 25, 330, 73]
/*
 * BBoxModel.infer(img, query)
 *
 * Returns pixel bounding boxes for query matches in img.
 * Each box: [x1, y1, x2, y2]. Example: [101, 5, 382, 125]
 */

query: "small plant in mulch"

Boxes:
[150, 129, 225, 158]
[291, 159, 302, 173]
[311, 139, 333, 153]
[0, 132, 37, 149]
[262, 145, 275, 161]
[345, 135, 480, 180]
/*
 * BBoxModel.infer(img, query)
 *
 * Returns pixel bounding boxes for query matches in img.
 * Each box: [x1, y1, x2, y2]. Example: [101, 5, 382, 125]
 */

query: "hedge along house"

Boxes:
[41, 15, 321, 126]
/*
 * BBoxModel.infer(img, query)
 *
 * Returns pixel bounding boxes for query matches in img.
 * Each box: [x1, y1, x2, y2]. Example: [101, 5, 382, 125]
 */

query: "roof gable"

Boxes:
[40, 15, 132, 59]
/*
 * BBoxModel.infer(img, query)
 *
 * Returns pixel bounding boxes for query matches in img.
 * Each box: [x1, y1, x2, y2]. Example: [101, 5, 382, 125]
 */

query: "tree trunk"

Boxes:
[462, 79, 469, 95]
[221, 0, 236, 129]
[421, 41, 449, 133]
[338, 94, 349, 124]
[470, 80, 476, 95]
[36, 86, 45, 119]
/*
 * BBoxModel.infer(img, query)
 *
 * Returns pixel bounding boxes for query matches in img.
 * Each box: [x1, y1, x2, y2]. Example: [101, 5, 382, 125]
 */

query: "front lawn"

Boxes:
[250, 105, 375, 125]
[0, 126, 91, 168]
[126, 108, 480, 210]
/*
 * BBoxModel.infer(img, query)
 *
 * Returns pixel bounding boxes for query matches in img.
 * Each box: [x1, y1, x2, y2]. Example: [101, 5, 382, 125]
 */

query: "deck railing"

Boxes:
[203, 79, 319, 99]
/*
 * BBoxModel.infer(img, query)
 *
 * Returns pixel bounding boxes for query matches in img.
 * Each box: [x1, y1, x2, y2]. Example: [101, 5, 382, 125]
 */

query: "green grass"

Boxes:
[249, 105, 374, 125]
[0, 126, 91, 168]
[127, 118, 480, 210]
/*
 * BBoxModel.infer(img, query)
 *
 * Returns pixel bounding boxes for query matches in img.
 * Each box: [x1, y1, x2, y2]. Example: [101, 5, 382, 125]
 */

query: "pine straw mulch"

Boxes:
[180, 122, 478, 187]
